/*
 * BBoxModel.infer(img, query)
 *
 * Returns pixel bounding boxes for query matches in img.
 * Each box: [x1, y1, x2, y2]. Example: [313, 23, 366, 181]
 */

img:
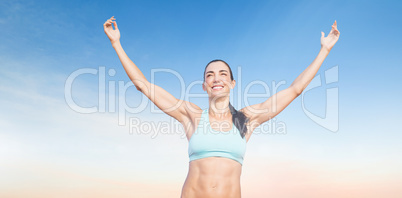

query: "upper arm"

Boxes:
[240, 86, 300, 129]
[138, 81, 201, 123]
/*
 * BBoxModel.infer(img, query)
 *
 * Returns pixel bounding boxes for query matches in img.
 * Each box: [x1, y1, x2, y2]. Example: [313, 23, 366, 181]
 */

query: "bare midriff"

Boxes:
[181, 157, 242, 198]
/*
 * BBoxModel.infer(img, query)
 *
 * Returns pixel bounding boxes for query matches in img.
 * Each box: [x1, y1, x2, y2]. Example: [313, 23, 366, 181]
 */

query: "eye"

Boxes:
[222, 73, 227, 76]
[206, 74, 211, 77]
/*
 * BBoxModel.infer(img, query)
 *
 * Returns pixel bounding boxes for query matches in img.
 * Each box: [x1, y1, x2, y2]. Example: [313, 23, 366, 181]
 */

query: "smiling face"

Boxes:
[202, 60, 236, 98]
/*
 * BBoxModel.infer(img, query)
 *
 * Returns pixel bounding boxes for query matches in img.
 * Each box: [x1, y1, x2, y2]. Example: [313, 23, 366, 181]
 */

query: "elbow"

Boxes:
[291, 86, 303, 96]
[135, 85, 143, 92]
[290, 82, 303, 96]
[295, 88, 303, 96]
[133, 79, 150, 93]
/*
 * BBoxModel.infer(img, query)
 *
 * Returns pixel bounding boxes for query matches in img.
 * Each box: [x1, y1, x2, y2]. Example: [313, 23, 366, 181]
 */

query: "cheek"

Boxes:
[203, 80, 211, 88]
[205, 78, 213, 84]
[222, 78, 231, 84]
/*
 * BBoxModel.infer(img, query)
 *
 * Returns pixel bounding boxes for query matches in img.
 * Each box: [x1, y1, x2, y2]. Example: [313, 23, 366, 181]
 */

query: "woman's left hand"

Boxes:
[321, 20, 340, 52]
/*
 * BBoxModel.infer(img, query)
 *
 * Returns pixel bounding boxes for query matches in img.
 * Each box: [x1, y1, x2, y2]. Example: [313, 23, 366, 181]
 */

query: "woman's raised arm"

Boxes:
[103, 16, 147, 91]
[241, 20, 340, 130]
[291, 20, 340, 93]
[103, 16, 200, 123]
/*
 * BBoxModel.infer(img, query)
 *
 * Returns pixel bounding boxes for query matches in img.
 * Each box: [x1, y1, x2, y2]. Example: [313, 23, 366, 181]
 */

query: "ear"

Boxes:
[230, 80, 236, 89]
[202, 82, 206, 91]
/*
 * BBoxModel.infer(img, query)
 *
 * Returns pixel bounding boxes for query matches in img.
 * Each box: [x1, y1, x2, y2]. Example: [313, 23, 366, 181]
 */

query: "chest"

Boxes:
[208, 119, 233, 132]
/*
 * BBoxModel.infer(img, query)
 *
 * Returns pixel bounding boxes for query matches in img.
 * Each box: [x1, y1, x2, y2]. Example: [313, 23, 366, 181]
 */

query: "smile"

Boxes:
[212, 86, 224, 91]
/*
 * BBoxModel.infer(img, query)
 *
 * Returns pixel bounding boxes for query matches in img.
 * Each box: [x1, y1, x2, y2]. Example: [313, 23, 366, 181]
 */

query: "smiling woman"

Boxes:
[103, 16, 340, 197]
[202, 59, 249, 139]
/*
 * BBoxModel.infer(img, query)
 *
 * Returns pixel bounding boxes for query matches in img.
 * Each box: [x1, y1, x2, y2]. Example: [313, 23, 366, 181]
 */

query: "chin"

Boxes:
[209, 90, 230, 97]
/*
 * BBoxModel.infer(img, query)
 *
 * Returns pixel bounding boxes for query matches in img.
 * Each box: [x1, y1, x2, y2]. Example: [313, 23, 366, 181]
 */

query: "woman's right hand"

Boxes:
[103, 16, 120, 45]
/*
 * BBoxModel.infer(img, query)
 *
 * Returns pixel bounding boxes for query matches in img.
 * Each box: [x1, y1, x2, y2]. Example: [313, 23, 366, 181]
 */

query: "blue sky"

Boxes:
[1, 0, 402, 197]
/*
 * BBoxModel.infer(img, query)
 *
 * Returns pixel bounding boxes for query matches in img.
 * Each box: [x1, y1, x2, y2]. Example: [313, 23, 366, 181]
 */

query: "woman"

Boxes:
[103, 16, 340, 198]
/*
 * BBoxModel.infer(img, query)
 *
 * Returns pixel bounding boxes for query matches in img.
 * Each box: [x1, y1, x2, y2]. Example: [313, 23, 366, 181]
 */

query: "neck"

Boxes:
[208, 96, 231, 119]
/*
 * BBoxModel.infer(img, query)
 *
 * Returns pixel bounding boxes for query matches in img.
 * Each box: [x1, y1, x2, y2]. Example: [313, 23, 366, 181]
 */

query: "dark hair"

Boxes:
[203, 59, 249, 139]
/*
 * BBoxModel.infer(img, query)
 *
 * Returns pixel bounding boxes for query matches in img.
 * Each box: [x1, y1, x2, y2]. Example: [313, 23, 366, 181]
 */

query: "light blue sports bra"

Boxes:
[188, 109, 247, 165]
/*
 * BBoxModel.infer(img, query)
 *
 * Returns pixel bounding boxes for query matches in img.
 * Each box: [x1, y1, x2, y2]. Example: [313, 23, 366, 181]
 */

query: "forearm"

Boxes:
[290, 47, 330, 94]
[112, 41, 149, 91]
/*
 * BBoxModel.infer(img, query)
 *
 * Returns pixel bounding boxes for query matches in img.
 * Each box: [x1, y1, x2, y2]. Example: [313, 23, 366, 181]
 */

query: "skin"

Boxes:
[103, 16, 340, 197]
[179, 62, 242, 198]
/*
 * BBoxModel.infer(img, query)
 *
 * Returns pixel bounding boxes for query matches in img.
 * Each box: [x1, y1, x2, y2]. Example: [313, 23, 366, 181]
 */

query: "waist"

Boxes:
[189, 157, 242, 178]
[182, 158, 242, 197]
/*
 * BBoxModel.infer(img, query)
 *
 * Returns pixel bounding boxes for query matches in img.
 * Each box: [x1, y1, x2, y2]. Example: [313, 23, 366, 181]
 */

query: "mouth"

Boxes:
[212, 85, 224, 91]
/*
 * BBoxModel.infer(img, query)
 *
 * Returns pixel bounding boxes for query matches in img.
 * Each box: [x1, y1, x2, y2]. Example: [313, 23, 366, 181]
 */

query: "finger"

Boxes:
[333, 20, 337, 30]
[113, 21, 118, 29]
[104, 22, 112, 28]
[321, 31, 325, 38]
[330, 23, 336, 32]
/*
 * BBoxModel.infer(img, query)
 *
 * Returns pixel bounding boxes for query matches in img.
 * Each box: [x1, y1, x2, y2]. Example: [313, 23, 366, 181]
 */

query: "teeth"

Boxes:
[212, 86, 223, 90]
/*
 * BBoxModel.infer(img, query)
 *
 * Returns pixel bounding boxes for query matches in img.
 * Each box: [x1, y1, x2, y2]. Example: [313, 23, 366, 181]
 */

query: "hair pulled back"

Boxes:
[203, 59, 249, 138]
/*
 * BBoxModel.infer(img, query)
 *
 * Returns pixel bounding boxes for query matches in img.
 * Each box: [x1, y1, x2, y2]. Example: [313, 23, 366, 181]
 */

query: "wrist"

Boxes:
[320, 46, 331, 53]
[111, 40, 121, 48]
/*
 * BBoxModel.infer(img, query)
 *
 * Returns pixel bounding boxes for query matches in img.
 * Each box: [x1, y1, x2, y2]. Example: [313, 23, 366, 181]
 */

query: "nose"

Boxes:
[213, 78, 222, 85]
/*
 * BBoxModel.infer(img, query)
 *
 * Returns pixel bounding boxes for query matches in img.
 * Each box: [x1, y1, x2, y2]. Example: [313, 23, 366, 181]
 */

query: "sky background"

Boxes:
[1, 0, 402, 197]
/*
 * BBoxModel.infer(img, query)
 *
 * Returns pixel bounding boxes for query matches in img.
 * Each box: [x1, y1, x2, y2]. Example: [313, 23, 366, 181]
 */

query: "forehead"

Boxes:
[205, 61, 229, 73]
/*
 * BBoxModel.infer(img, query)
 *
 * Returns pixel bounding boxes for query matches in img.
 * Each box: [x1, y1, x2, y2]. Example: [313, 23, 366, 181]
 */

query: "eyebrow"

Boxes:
[206, 70, 228, 75]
